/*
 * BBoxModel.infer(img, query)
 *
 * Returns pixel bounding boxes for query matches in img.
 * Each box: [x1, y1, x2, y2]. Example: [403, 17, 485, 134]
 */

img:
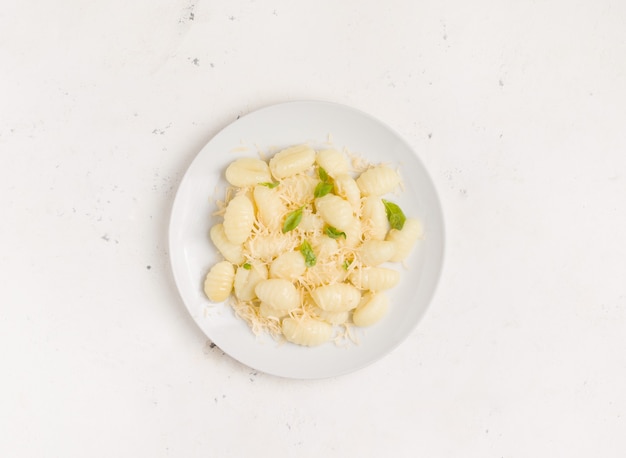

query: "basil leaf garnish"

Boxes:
[282, 207, 303, 233]
[324, 226, 346, 239]
[314, 182, 333, 198]
[382, 199, 406, 230]
[299, 240, 316, 267]
[318, 167, 329, 182]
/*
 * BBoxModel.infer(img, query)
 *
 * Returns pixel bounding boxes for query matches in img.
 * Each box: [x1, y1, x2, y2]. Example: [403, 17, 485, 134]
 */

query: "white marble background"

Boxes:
[1, 1, 625, 456]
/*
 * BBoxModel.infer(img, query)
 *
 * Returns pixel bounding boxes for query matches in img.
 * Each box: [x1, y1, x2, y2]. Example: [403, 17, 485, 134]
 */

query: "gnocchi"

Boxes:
[259, 301, 290, 320]
[270, 251, 307, 281]
[202, 143, 422, 346]
[356, 165, 401, 196]
[209, 223, 244, 265]
[361, 196, 389, 240]
[282, 316, 333, 346]
[255, 279, 299, 314]
[315, 149, 349, 177]
[386, 217, 423, 262]
[352, 292, 389, 327]
[315, 194, 354, 231]
[223, 194, 255, 245]
[311, 283, 361, 312]
[311, 306, 350, 325]
[233, 262, 268, 302]
[348, 266, 400, 291]
[333, 173, 361, 210]
[269, 144, 316, 179]
[203, 261, 235, 302]
[225, 158, 271, 187]
[253, 184, 285, 231]
[358, 240, 396, 266]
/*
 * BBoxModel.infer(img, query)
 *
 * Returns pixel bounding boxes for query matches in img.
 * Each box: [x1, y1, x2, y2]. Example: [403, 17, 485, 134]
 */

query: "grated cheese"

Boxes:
[204, 143, 420, 346]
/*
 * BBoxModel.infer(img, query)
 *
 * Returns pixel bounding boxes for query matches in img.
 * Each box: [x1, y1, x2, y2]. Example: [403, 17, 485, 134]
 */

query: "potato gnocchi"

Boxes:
[202, 143, 423, 346]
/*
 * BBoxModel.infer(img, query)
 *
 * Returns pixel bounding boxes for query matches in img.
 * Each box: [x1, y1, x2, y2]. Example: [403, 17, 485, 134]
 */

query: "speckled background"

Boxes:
[2, 1, 625, 457]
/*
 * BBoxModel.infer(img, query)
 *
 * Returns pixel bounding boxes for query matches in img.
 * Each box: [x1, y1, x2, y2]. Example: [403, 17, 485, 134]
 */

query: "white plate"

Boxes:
[169, 101, 444, 379]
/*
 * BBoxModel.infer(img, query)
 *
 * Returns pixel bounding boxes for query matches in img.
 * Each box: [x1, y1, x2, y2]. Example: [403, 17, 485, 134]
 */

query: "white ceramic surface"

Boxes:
[169, 101, 444, 378]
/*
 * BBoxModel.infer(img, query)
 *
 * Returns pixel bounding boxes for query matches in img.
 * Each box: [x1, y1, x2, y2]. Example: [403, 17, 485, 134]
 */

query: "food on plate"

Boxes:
[202, 144, 422, 346]
[203, 261, 235, 302]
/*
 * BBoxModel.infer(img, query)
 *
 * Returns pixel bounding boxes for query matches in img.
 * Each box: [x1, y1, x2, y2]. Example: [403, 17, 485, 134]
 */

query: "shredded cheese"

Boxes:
[205, 143, 418, 346]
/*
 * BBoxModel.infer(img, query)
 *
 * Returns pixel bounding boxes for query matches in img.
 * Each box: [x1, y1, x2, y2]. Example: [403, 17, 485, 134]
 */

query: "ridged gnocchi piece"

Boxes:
[254, 279, 299, 312]
[361, 196, 389, 240]
[259, 301, 289, 319]
[348, 266, 400, 291]
[269, 251, 306, 281]
[203, 261, 235, 302]
[316, 149, 349, 177]
[352, 292, 389, 326]
[311, 306, 350, 325]
[315, 194, 354, 231]
[356, 165, 401, 196]
[225, 158, 272, 187]
[341, 217, 362, 248]
[386, 217, 423, 262]
[233, 262, 268, 301]
[210, 223, 244, 264]
[358, 240, 396, 266]
[253, 184, 286, 231]
[303, 261, 348, 287]
[223, 194, 255, 244]
[311, 283, 361, 312]
[299, 209, 324, 233]
[245, 232, 297, 262]
[302, 291, 348, 324]
[282, 316, 333, 346]
[313, 236, 339, 261]
[281, 174, 318, 206]
[269, 144, 316, 179]
[333, 174, 361, 210]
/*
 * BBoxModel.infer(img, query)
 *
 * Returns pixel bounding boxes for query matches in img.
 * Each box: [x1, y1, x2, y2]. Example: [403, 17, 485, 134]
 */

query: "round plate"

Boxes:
[169, 101, 444, 379]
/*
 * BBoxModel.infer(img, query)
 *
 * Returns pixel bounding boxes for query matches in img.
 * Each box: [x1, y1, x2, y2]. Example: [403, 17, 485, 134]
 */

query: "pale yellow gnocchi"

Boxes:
[233, 262, 267, 302]
[315, 194, 354, 231]
[223, 194, 255, 245]
[386, 217, 424, 262]
[315, 148, 349, 177]
[282, 316, 333, 346]
[209, 223, 244, 265]
[352, 292, 389, 327]
[358, 240, 396, 266]
[202, 143, 422, 346]
[269, 144, 316, 179]
[225, 158, 271, 187]
[348, 266, 401, 291]
[203, 261, 235, 302]
[255, 279, 299, 314]
[356, 165, 401, 196]
[310, 283, 361, 313]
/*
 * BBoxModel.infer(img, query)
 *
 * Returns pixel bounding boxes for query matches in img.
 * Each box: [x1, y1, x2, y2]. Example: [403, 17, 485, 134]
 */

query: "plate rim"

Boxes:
[167, 99, 446, 379]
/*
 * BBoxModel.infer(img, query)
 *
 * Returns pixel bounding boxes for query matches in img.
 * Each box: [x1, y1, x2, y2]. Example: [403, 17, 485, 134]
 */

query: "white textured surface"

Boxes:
[1, 1, 625, 457]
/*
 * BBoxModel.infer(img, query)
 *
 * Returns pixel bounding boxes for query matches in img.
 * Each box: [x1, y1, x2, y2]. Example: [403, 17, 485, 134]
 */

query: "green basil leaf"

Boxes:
[242, 263, 252, 270]
[260, 181, 279, 189]
[382, 199, 406, 230]
[318, 167, 329, 182]
[314, 182, 333, 198]
[324, 226, 346, 239]
[299, 240, 316, 267]
[342, 260, 352, 270]
[282, 207, 303, 233]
